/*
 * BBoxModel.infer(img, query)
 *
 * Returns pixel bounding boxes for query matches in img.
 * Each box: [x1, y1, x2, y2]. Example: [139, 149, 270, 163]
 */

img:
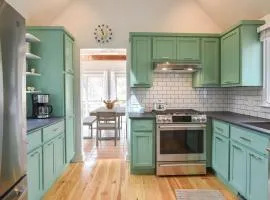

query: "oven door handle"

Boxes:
[158, 124, 206, 130]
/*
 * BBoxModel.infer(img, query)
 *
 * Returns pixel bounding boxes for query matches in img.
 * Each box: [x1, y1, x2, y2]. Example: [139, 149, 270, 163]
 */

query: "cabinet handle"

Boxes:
[183, 58, 193, 60]
[216, 127, 224, 132]
[30, 151, 39, 157]
[240, 137, 251, 143]
[162, 57, 169, 59]
[266, 148, 270, 152]
[232, 144, 243, 151]
[250, 153, 262, 161]
[215, 136, 224, 142]
[223, 81, 236, 84]
[47, 142, 53, 146]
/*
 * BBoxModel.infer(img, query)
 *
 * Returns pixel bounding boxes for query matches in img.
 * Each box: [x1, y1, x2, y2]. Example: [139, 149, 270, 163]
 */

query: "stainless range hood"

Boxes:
[153, 61, 201, 73]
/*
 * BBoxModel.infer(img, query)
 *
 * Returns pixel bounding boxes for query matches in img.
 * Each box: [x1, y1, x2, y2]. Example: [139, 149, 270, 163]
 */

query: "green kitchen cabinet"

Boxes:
[212, 133, 229, 180]
[220, 21, 264, 87]
[193, 38, 220, 87]
[66, 116, 75, 163]
[130, 36, 152, 87]
[64, 34, 74, 74]
[27, 147, 43, 200]
[43, 140, 55, 191]
[153, 37, 177, 60]
[247, 151, 268, 200]
[130, 119, 155, 174]
[230, 141, 247, 197]
[177, 37, 200, 61]
[221, 28, 240, 86]
[54, 134, 66, 176]
[65, 73, 74, 116]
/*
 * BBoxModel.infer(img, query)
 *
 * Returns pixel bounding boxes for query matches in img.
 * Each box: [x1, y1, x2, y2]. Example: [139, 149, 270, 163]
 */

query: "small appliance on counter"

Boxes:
[153, 100, 167, 111]
[32, 94, 53, 119]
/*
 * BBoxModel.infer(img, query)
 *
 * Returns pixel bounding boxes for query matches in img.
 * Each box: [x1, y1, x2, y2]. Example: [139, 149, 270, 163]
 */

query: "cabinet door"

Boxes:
[27, 147, 43, 200]
[66, 116, 75, 163]
[221, 28, 240, 85]
[132, 131, 154, 169]
[247, 151, 268, 200]
[54, 134, 66, 176]
[212, 134, 229, 180]
[43, 141, 54, 191]
[177, 37, 200, 61]
[64, 34, 74, 73]
[230, 142, 247, 197]
[130, 37, 152, 87]
[153, 37, 177, 60]
[201, 38, 220, 85]
[65, 73, 74, 116]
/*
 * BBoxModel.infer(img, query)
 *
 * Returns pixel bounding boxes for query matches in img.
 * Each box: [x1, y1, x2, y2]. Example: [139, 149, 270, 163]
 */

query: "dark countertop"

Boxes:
[27, 117, 65, 133]
[128, 112, 155, 119]
[206, 111, 270, 135]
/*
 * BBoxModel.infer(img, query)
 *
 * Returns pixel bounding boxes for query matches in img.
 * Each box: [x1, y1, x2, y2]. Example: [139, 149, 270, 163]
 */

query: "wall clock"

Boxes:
[94, 24, 113, 44]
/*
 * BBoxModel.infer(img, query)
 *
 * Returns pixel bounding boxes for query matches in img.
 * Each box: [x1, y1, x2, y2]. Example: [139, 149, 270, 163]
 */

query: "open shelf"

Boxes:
[26, 72, 41, 76]
[26, 91, 41, 94]
[26, 33, 41, 43]
[26, 53, 41, 60]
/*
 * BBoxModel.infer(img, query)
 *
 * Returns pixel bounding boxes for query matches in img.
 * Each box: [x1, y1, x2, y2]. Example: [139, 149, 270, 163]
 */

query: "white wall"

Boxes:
[51, 0, 221, 49]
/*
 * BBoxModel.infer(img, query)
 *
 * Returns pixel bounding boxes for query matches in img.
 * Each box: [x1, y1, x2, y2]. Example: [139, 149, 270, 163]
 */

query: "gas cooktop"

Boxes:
[152, 109, 203, 115]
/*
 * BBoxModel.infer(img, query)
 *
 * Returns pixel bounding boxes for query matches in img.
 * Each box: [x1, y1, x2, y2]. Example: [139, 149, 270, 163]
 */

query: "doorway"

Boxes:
[80, 48, 127, 160]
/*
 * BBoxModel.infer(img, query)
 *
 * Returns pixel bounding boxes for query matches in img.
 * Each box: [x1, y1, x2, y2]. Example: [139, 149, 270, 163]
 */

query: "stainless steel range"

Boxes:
[156, 109, 207, 176]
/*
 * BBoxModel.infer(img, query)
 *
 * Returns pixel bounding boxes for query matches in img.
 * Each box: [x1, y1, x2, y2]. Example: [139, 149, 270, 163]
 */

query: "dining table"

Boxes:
[89, 106, 126, 140]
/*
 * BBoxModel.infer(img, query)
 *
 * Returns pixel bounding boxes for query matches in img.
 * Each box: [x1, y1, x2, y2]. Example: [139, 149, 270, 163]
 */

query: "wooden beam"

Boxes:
[81, 55, 126, 61]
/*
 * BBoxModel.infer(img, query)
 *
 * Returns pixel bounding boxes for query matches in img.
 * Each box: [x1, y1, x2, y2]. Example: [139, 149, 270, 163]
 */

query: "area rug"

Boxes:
[175, 189, 225, 200]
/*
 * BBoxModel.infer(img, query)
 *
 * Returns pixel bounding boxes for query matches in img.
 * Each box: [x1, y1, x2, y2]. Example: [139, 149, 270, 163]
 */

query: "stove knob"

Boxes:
[193, 116, 198, 122]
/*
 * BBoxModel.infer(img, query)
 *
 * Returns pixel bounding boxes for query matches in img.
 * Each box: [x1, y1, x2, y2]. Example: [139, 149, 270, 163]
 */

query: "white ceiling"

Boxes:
[25, 0, 73, 25]
[19, 0, 270, 29]
[195, 0, 270, 29]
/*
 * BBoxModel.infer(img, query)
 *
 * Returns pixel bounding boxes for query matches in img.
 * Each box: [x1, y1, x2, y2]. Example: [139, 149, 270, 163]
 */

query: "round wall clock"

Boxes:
[94, 24, 113, 44]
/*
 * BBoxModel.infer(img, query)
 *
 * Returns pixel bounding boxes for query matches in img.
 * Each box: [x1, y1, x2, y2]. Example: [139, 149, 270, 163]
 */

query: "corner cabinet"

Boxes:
[130, 119, 155, 174]
[27, 27, 75, 163]
[130, 36, 152, 88]
[193, 38, 220, 87]
[220, 21, 264, 87]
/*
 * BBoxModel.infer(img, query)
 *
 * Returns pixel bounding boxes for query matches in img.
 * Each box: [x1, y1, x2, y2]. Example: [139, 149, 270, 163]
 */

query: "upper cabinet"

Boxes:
[130, 36, 152, 88]
[177, 37, 200, 61]
[152, 36, 200, 61]
[221, 21, 264, 87]
[193, 38, 220, 87]
[152, 37, 177, 60]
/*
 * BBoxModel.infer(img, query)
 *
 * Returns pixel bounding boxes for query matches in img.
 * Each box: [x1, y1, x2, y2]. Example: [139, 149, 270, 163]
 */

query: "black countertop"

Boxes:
[206, 111, 270, 135]
[129, 111, 270, 135]
[128, 112, 155, 119]
[27, 117, 65, 133]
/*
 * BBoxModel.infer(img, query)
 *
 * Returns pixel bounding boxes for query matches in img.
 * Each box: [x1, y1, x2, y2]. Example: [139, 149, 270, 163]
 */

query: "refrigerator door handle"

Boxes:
[0, 39, 3, 177]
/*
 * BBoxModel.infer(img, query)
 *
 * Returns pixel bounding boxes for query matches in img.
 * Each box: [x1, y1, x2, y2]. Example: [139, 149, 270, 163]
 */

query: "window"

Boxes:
[260, 26, 270, 107]
[81, 70, 126, 117]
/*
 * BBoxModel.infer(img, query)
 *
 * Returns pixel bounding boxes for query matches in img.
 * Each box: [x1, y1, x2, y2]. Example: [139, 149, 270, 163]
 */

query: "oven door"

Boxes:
[157, 124, 206, 162]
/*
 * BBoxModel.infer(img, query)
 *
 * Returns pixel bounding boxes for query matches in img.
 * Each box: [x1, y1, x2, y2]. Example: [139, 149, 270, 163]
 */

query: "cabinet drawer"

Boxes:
[213, 120, 229, 138]
[27, 130, 42, 153]
[132, 120, 153, 131]
[43, 121, 65, 142]
[231, 125, 269, 155]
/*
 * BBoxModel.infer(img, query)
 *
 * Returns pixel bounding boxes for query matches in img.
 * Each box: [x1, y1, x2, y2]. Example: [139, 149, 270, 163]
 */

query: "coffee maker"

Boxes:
[32, 94, 53, 119]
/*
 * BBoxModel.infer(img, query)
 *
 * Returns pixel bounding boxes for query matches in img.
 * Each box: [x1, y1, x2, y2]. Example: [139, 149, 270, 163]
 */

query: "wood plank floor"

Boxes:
[44, 129, 237, 200]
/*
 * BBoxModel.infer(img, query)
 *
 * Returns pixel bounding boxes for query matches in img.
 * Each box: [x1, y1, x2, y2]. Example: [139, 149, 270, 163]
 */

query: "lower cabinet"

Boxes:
[247, 151, 268, 200]
[27, 147, 43, 200]
[130, 119, 155, 174]
[230, 142, 247, 196]
[66, 116, 75, 163]
[43, 140, 55, 191]
[212, 133, 229, 180]
[27, 121, 67, 200]
[212, 119, 269, 200]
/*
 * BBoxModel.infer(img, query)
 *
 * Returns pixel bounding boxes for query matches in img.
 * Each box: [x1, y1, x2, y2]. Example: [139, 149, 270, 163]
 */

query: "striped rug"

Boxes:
[175, 189, 225, 200]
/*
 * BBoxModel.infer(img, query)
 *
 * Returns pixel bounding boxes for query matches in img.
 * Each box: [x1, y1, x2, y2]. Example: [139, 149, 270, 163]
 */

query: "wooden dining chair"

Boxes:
[96, 112, 119, 146]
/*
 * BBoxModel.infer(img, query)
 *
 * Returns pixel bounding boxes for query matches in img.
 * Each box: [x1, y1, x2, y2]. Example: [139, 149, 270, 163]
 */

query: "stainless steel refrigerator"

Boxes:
[0, 0, 27, 199]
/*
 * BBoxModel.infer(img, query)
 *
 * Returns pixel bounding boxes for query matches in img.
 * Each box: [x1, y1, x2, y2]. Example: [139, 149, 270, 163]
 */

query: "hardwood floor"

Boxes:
[44, 128, 237, 200]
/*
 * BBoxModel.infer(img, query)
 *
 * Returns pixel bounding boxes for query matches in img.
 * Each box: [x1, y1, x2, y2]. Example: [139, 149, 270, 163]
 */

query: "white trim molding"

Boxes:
[258, 24, 270, 107]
